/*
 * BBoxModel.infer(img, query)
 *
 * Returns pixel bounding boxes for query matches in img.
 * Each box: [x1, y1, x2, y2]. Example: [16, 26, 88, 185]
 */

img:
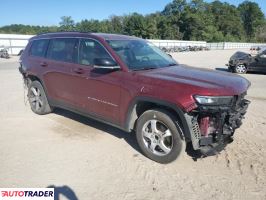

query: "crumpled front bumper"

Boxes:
[185, 94, 250, 156]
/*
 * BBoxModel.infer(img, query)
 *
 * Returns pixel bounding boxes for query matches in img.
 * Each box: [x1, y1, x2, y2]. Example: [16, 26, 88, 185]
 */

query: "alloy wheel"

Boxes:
[29, 87, 43, 112]
[142, 119, 173, 156]
[235, 64, 247, 73]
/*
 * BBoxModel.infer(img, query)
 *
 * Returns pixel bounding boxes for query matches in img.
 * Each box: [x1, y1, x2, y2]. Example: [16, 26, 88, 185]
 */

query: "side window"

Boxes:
[47, 38, 78, 63]
[79, 39, 112, 66]
[30, 39, 49, 57]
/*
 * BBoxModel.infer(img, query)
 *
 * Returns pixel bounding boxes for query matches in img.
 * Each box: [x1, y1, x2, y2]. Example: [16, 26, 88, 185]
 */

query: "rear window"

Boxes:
[30, 39, 49, 57]
[47, 38, 78, 63]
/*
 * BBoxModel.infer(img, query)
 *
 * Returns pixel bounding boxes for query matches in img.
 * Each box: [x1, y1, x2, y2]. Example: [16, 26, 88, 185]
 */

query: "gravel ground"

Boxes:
[0, 50, 265, 200]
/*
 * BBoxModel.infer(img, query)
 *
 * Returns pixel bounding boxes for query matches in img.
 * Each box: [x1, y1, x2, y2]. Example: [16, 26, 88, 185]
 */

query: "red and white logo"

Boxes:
[0, 188, 54, 200]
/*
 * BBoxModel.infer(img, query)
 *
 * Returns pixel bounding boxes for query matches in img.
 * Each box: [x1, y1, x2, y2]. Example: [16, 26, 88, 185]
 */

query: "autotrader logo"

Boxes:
[0, 188, 54, 200]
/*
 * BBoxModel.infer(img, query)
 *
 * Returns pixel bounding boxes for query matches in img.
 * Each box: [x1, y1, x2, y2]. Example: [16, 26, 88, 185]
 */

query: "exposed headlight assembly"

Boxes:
[194, 95, 233, 105]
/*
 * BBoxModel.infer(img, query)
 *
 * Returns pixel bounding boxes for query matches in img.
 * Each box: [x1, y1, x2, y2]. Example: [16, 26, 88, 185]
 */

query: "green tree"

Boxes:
[108, 15, 124, 34]
[123, 13, 146, 37]
[238, 1, 265, 41]
[76, 19, 110, 32]
[179, 0, 212, 41]
[0, 0, 265, 42]
[207, 1, 245, 41]
[156, 15, 181, 39]
[255, 24, 266, 42]
[162, 0, 186, 16]
[59, 16, 75, 31]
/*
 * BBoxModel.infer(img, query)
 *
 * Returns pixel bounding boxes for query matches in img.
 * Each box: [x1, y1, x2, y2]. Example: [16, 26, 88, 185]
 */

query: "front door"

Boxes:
[256, 50, 266, 72]
[71, 38, 121, 124]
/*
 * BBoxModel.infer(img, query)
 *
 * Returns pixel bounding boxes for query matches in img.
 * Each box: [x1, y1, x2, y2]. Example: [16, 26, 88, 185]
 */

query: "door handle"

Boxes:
[73, 68, 85, 74]
[40, 62, 48, 67]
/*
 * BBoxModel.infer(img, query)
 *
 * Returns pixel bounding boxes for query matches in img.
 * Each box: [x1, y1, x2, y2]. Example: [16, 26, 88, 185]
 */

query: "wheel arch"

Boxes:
[124, 97, 191, 141]
[26, 74, 43, 86]
[235, 62, 248, 72]
[24, 73, 51, 103]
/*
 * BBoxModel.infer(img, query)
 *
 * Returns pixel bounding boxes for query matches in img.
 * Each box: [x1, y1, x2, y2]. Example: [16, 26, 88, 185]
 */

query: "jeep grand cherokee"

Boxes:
[19, 32, 250, 163]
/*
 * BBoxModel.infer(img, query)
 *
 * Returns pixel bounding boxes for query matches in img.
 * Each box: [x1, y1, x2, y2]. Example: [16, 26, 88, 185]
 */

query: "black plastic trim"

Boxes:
[124, 96, 191, 140]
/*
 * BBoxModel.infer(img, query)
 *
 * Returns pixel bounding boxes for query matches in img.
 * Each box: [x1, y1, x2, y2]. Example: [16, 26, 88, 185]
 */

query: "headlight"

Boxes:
[194, 95, 233, 105]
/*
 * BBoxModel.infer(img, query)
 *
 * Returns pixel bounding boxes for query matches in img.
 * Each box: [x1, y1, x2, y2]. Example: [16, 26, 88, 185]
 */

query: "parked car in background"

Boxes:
[250, 45, 266, 55]
[227, 50, 266, 73]
[0, 47, 10, 59]
[19, 32, 250, 163]
[257, 46, 266, 55]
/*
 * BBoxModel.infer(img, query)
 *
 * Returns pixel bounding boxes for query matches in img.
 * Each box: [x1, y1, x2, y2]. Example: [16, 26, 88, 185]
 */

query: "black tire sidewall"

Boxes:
[136, 109, 183, 164]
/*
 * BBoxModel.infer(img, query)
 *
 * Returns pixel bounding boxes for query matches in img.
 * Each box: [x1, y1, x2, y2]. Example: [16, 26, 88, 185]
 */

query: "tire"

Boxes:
[136, 109, 185, 164]
[234, 64, 247, 74]
[28, 81, 53, 115]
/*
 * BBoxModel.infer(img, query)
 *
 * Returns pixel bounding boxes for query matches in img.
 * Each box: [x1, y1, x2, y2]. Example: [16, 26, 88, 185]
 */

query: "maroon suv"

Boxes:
[19, 32, 250, 163]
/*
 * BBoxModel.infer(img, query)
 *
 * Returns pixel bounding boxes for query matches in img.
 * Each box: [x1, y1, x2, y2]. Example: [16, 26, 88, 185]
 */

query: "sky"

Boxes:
[0, 0, 265, 27]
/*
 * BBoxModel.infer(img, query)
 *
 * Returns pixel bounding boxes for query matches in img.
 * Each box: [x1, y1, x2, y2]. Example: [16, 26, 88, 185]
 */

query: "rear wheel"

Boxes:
[136, 109, 184, 164]
[235, 64, 247, 74]
[28, 81, 53, 115]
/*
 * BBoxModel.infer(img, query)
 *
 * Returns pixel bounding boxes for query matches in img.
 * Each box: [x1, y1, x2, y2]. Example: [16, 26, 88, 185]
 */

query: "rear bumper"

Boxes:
[185, 94, 250, 155]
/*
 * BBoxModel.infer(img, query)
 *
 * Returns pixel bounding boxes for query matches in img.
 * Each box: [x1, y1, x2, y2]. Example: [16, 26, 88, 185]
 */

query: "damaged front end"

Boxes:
[185, 93, 250, 156]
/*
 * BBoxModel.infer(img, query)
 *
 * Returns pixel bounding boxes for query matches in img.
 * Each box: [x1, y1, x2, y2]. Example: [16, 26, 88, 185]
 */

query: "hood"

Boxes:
[230, 51, 251, 60]
[137, 65, 250, 96]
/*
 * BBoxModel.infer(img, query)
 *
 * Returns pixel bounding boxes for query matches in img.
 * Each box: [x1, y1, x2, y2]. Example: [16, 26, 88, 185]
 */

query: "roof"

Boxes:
[91, 33, 138, 40]
[32, 31, 139, 41]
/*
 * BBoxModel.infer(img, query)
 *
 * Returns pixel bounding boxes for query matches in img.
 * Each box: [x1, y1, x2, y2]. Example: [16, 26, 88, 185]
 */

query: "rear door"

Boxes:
[26, 39, 50, 79]
[43, 38, 79, 106]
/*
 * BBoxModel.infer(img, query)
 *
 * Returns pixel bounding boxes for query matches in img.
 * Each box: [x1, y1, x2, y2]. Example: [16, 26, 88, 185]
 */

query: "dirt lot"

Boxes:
[0, 50, 265, 200]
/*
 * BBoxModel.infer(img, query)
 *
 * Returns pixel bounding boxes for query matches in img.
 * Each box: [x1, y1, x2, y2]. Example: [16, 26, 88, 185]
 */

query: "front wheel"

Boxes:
[136, 109, 184, 164]
[234, 64, 247, 74]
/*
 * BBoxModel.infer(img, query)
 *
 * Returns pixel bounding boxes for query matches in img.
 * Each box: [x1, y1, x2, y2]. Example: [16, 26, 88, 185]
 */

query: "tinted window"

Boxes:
[30, 39, 49, 57]
[79, 39, 112, 66]
[47, 38, 78, 63]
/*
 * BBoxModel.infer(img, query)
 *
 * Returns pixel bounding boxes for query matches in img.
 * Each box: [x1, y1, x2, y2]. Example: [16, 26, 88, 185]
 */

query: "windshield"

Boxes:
[106, 39, 177, 70]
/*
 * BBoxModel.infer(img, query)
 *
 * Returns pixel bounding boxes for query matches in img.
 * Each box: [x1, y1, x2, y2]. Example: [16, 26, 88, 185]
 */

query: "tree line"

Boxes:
[0, 0, 265, 42]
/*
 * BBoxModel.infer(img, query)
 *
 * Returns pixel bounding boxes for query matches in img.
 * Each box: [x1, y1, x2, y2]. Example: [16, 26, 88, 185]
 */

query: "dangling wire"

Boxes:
[22, 77, 28, 106]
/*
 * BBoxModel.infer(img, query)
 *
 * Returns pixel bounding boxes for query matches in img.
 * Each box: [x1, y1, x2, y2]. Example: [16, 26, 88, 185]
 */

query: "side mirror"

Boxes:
[93, 58, 120, 69]
[167, 53, 172, 58]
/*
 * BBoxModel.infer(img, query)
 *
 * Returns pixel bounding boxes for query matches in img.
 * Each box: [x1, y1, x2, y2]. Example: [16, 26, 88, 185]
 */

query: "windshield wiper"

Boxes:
[166, 63, 178, 67]
[132, 67, 157, 71]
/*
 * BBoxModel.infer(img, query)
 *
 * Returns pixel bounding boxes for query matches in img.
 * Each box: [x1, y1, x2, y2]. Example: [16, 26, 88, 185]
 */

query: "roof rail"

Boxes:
[37, 31, 91, 36]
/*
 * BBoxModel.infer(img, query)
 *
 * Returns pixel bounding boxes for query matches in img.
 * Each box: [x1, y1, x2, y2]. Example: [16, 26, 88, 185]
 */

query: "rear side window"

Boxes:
[30, 39, 49, 57]
[47, 38, 78, 63]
